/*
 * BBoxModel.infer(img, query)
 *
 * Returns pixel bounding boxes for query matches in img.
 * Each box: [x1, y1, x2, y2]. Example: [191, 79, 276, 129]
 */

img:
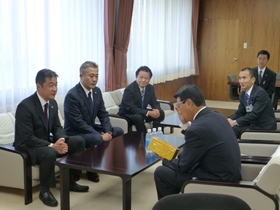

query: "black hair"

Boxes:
[257, 50, 270, 60]
[135, 66, 153, 79]
[174, 84, 206, 106]
[240, 67, 255, 78]
[80, 61, 99, 74]
[35, 69, 58, 86]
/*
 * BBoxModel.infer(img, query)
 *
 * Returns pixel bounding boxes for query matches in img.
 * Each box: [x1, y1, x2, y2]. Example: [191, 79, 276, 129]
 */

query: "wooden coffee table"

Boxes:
[56, 132, 185, 210]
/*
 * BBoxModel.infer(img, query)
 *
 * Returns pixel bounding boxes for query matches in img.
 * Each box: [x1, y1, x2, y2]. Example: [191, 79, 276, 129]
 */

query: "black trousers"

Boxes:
[34, 135, 85, 189]
[127, 109, 165, 132]
[79, 126, 124, 148]
[154, 165, 192, 200]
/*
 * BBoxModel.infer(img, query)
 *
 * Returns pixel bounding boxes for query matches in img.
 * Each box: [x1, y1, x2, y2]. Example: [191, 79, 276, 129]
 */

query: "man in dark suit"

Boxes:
[118, 66, 165, 132]
[228, 67, 276, 138]
[64, 61, 123, 182]
[253, 50, 276, 99]
[154, 85, 241, 199]
[14, 69, 89, 207]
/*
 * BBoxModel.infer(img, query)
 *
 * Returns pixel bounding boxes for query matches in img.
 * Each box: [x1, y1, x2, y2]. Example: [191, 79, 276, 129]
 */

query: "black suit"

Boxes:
[118, 81, 165, 132]
[230, 85, 276, 138]
[64, 83, 123, 147]
[154, 108, 241, 199]
[14, 92, 85, 188]
[253, 67, 276, 98]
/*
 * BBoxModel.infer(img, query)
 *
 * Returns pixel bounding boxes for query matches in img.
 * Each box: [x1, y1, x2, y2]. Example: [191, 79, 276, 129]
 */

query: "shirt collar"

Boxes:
[193, 106, 207, 121]
[258, 66, 266, 73]
[80, 82, 92, 96]
[246, 85, 254, 96]
[138, 86, 145, 92]
[36, 92, 49, 110]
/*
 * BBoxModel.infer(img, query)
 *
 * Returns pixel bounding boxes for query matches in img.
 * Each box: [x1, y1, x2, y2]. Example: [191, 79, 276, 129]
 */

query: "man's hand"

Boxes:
[52, 138, 68, 154]
[227, 118, 235, 127]
[175, 107, 187, 124]
[101, 132, 113, 142]
[148, 109, 160, 118]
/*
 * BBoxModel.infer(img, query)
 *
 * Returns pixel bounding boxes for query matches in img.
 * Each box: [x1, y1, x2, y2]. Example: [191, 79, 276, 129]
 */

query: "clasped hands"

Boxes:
[148, 109, 161, 118]
[52, 138, 68, 155]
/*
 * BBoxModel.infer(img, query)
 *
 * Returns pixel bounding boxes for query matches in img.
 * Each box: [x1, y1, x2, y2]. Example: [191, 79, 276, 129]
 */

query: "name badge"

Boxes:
[246, 105, 253, 112]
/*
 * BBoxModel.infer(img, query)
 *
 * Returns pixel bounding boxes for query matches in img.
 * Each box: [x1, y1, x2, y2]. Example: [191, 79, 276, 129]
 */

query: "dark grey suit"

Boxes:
[230, 85, 276, 138]
[14, 92, 85, 188]
[253, 67, 276, 98]
[64, 83, 123, 147]
[118, 81, 165, 132]
[154, 107, 241, 199]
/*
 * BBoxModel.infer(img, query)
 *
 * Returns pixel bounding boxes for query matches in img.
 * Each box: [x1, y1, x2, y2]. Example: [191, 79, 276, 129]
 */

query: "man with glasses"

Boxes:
[154, 84, 241, 199]
[118, 66, 165, 132]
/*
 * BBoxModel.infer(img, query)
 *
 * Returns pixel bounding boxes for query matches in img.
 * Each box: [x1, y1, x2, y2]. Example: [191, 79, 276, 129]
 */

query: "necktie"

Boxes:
[44, 103, 49, 126]
[88, 92, 93, 114]
[141, 89, 145, 109]
[259, 70, 262, 84]
[245, 92, 250, 106]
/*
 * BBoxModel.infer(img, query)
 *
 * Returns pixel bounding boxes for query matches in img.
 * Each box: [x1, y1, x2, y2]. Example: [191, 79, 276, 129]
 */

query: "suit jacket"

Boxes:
[230, 85, 276, 129]
[162, 108, 241, 181]
[253, 67, 276, 98]
[118, 81, 161, 116]
[14, 92, 66, 164]
[64, 83, 112, 136]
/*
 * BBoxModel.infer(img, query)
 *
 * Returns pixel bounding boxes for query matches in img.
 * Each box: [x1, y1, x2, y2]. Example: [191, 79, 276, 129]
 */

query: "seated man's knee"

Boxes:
[131, 113, 144, 122]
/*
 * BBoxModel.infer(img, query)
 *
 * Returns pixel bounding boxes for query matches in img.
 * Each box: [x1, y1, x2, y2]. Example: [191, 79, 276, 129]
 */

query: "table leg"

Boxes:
[122, 177, 132, 210]
[60, 166, 70, 210]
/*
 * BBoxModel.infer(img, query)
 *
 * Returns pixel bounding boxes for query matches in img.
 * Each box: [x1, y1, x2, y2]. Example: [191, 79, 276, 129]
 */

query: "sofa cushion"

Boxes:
[0, 113, 15, 145]
[102, 92, 120, 114]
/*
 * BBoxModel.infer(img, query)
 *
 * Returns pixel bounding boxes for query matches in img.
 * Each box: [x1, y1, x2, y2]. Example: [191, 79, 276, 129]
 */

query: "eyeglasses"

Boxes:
[176, 100, 186, 108]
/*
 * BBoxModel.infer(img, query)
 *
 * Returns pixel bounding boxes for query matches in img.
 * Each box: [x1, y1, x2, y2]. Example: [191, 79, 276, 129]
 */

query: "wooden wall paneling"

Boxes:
[153, 0, 280, 102]
[153, 77, 196, 103]
[197, 19, 239, 101]
[237, 19, 280, 73]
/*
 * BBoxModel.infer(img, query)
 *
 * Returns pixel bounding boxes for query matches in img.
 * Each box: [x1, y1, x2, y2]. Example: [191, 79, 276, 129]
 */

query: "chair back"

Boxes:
[254, 155, 280, 195]
[227, 74, 237, 82]
[152, 193, 251, 210]
[227, 74, 240, 100]
[276, 73, 280, 80]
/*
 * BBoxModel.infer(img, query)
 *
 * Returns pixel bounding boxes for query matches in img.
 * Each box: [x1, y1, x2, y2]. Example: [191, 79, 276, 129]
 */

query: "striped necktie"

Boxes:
[88, 91, 93, 114]
[141, 89, 145, 109]
[245, 92, 250, 106]
[258, 70, 262, 84]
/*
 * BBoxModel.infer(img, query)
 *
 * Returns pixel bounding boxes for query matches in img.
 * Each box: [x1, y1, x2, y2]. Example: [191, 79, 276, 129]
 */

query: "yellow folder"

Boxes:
[148, 137, 179, 160]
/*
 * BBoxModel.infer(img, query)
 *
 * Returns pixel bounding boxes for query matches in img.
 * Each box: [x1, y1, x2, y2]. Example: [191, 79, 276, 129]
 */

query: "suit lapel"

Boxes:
[77, 83, 93, 116]
[48, 101, 54, 129]
[33, 93, 48, 130]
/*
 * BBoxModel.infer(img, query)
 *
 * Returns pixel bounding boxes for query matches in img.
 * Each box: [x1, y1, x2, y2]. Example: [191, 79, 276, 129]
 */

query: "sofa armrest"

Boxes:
[181, 179, 278, 210]
[157, 99, 174, 111]
[0, 145, 33, 204]
[239, 140, 280, 157]
[109, 114, 132, 134]
[240, 129, 280, 141]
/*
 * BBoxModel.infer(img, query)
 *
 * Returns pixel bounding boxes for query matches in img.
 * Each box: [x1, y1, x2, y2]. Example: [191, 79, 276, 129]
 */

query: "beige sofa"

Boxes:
[58, 88, 176, 133]
[104, 88, 175, 133]
[0, 112, 61, 205]
[0, 88, 175, 205]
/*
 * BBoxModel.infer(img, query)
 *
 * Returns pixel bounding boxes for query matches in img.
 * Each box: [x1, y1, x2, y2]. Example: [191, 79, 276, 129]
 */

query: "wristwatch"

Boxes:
[233, 120, 238, 126]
